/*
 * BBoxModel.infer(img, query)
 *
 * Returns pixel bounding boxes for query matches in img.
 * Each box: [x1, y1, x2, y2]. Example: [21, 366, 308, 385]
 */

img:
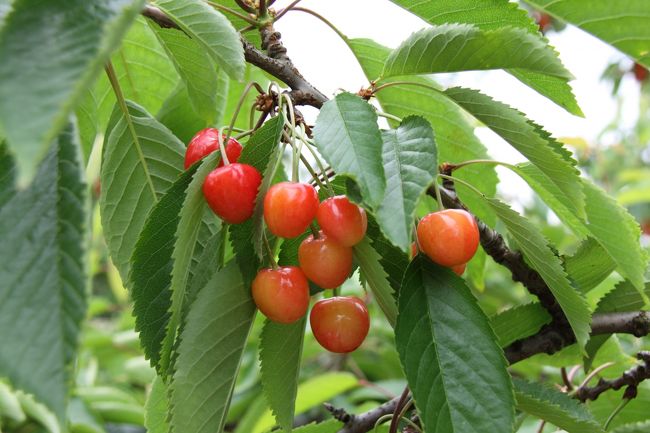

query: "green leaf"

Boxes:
[0, 0, 145, 182]
[259, 318, 307, 433]
[150, 23, 226, 124]
[514, 378, 605, 433]
[129, 166, 196, 370]
[347, 38, 497, 227]
[0, 140, 16, 209]
[387, 0, 582, 116]
[15, 390, 61, 433]
[157, 84, 213, 144]
[68, 398, 106, 433]
[524, 0, 650, 68]
[170, 262, 256, 433]
[442, 87, 585, 216]
[314, 93, 386, 208]
[292, 420, 344, 433]
[152, 0, 245, 80]
[365, 215, 410, 295]
[483, 197, 592, 350]
[581, 179, 647, 294]
[0, 123, 87, 424]
[384, 24, 572, 80]
[100, 101, 185, 281]
[490, 303, 551, 347]
[611, 421, 650, 433]
[354, 239, 398, 327]
[144, 377, 169, 433]
[377, 116, 437, 252]
[564, 238, 617, 293]
[396, 257, 515, 432]
[0, 373, 27, 424]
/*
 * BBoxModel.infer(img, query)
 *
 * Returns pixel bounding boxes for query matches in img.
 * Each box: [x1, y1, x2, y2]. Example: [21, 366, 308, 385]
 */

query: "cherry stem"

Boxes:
[279, 7, 347, 42]
[446, 159, 516, 172]
[604, 398, 630, 430]
[570, 362, 616, 396]
[207, 1, 258, 25]
[298, 132, 334, 194]
[225, 82, 265, 145]
[258, 0, 267, 17]
[262, 232, 278, 269]
[376, 110, 402, 124]
[389, 387, 411, 433]
[437, 173, 485, 198]
[373, 414, 393, 432]
[431, 181, 444, 211]
[309, 223, 320, 238]
[274, 0, 306, 20]
[333, 286, 340, 296]
[216, 128, 230, 166]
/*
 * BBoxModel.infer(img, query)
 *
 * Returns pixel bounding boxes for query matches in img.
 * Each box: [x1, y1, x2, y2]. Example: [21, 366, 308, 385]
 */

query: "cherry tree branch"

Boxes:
[575, 351, 650, 402]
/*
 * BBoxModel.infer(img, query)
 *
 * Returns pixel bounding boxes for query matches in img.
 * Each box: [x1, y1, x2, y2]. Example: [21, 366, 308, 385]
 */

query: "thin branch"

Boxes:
[336, 398, 400, 433]
[575, 352, 650, 402]
[142, 5, 179, 29]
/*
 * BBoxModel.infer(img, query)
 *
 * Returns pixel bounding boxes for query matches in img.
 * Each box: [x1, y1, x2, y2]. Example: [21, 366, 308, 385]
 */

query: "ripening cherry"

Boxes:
[416, 209, 479, 267]
[310, 296, 370, 353]
[264, 182, 319, 238]
[184, 128, 243, 169]
[252, 266, 310, 324]
[203, 163, 262, 224]
[317, 195, 367, 246]
[411, 242, 466, 275]
[633, 63, 649, 83]
[298, 230, 353, 288]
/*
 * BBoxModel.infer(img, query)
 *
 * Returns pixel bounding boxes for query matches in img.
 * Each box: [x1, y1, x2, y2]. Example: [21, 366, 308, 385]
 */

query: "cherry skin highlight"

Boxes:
[252, 266, 310, 324]
[310, 296, 370, 353]
[298, 230, 353, 289]
[184, 128, 243, 169]
[416, 209, 479, 267]
[202, 163, 262, 224]
[264, 182, 319, 238]
[317, 195, 367, 246]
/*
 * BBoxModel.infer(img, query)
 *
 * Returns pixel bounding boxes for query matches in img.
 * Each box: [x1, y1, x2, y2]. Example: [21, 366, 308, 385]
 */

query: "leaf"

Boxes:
[150, 23, 226, 123]
[0, 123, 87, 424]
[365, 215, 410, 295]
[15, 390, 61, 433]
[490, 303, 551, 347]
[0, 382, 26, 424]
[483, 197, 592, 350]
[396, 257, 514, 433]
[384, 24, 572, 80]
[0, 0, 145, 182]
[314, 93, 386, 208]
[387, 0, 582, 116]
[144, 377, 169, 433]
[514, 378, 605, 433]
[347, 38, 497, 227]
[100, 101, 185, 281]
[0, 140, 16, 208]
[564, 238, 616, 293]
[292, 420, 344, 433]
[170, 262, 256, 433]
[524, 0, 650, 68]
[157, 84, 213, 144]
[259, 318, 307, 433]
[611, 421, 650, 433]
[442, 87, 585, 216]
[377, 116, 437, 252]
[129, 166, 196, 370]
[354, 239, 398, 327]
[152, 0, 245, 80]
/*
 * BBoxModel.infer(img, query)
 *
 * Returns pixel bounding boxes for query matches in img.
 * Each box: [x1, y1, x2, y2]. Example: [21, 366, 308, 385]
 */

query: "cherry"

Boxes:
[252, 266, 310, 324]
[411, 242, 466, 275]
[633, 63, 649, 83]
[416, 209, 479, 267]
[310, 296, 370, 353]
[317, 195, 367, 247]
[264, 182, 319, 238]
[536, 12, 552, 33]
[298, 230, 353, 289]
[184, 128, 243, 169]
[202, 163, 262, 224]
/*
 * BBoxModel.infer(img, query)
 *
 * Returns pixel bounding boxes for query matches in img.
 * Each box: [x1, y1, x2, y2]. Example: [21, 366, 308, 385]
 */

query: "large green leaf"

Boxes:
[0, 140, 16, 208]
[152, 0, 245, 80]
[396, 257, 514, 432]
[514, 379, 605, 433]
[0, 123, 86, 424]
[292, 420, 344, 433]
[0, 0, 145, 182]
[347, 38, 497, 226]
[612, 421, 650, 433]
[100, 101, 185, 281]
[443, 87, 585, 216]
[378, 116, 437, 252]
[365, 214, 410, 295]
[170, 262, 256, 433]
[490, 303, 551, 347]
[150, 23, 226, 124]
[354, 239, 398, 327]
[384, 24, 572, 80]
[314, 93, 386, 208]
[564, 238, 616, 293]
[524, 0, 650, 68]
[144, 377, 169, 433]
[483, 197, 592, 350]
[157, 83, 213, 144]
[387, 0, 582, 116]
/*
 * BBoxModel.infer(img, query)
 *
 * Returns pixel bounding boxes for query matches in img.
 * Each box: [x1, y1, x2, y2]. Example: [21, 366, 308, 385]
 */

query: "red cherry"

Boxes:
[298, 231, 353, 289]
[264, 182, 319, 238]
[633, 63, 649, 82]
[202, 163, 262, 224]
[316, 195, 367, 246]
[416, 209, 479, 267]
[184, 128, 243, 169]
[536, 12, 552, 33]
[310, 296, 370, 353]
[252, 266, 310, 324]
[451, 263, 466, 276]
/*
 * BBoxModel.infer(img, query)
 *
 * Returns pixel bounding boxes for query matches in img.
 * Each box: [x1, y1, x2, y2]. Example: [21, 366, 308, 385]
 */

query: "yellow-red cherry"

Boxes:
[202, 163, 261, 224]
[264, 182, 319, 238]
[416, 209, 479, 267]
[298, 230, 353, 289]
[252, 266, 310, 324]
[316, 195, 367, 246]
[184, 128, 243, 169]
[310, 296, 370, 353]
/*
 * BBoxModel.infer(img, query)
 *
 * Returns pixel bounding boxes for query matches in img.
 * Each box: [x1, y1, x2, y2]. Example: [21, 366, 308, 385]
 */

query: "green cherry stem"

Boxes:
[447, 158, 517, 172]
[262, 231, 278, 269]
[206, 1, 258, 25]
[376, 110, 402, 123]
[604, 398, 630, 430]
[437, 173, 485, 198]
[431, 180, 445, 211]
[216, 127, 230, 166]
[274, 0, 306, 21]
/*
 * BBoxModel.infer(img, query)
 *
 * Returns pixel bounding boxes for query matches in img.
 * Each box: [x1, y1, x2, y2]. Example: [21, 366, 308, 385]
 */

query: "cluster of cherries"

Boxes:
[185, 128, 480, 353]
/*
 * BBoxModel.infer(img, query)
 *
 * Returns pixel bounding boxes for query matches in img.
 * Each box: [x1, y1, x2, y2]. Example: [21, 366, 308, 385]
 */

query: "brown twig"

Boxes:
[575, 352, 650, 402]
